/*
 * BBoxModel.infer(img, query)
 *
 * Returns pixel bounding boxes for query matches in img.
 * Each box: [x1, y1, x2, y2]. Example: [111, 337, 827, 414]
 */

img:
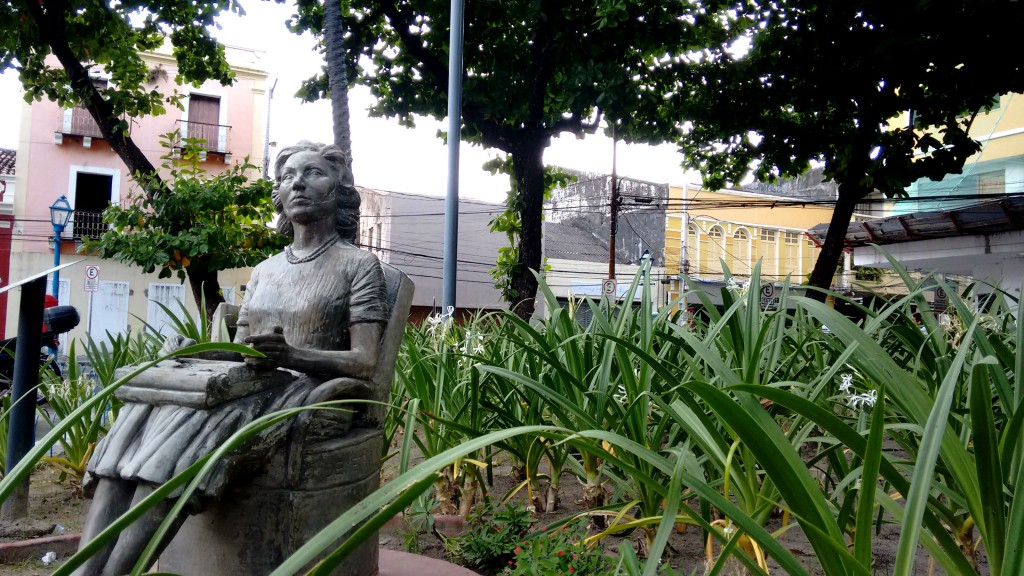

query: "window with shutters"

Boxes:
[732, 229, 751, 275]
[147, 283, 186, 336]
[706, 226, 724, 276]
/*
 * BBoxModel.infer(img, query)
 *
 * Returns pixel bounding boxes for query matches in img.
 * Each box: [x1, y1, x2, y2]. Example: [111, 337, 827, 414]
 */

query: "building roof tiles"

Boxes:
[0, 148, 15, 176]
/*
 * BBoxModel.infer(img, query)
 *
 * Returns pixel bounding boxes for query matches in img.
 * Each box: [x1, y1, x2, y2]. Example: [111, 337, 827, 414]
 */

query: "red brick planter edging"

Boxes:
[0, 533, 81, 564]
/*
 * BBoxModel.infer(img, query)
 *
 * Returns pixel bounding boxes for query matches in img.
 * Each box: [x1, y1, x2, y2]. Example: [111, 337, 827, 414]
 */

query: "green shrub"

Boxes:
[504, 519, 613, 576]
[37, 342, 116, 483]
[445, 502, 534, 573]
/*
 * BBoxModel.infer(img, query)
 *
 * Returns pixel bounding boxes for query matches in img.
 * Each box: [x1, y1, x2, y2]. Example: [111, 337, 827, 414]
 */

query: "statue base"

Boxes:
[159, 428, 383, 575]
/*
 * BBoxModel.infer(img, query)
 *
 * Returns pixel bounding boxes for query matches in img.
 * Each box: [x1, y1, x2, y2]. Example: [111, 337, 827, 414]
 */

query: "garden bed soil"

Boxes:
[0, 444, 990, 575]
[0, 465, 87, 575]
[377, 441, 989, 576]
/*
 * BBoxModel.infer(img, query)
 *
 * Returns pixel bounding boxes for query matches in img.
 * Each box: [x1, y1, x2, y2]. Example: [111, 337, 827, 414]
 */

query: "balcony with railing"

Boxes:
[67, 211, 106, 240]
[54, 108, 107, 147]
[175, 120, 232, 158]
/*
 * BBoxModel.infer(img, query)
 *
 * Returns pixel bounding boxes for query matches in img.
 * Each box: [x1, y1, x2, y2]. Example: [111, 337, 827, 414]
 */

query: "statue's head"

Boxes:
[272, 141, 359, 242]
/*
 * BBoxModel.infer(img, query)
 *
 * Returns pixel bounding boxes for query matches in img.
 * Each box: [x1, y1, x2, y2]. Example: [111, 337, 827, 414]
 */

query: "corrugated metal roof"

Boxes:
[544, 221, 628, 264]
[810, 196, 1024, 247]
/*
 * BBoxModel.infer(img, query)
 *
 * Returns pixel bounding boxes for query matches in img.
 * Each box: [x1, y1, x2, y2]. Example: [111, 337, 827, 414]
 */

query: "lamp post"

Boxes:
[49, 195, 73, 299]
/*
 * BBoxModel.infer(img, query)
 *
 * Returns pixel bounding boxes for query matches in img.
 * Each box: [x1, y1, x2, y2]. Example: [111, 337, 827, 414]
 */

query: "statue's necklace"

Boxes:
[285, 234, 340, 264]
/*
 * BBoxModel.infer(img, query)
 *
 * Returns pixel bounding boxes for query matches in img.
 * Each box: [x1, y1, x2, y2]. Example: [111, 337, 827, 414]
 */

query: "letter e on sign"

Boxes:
[85, 265, 100, 292]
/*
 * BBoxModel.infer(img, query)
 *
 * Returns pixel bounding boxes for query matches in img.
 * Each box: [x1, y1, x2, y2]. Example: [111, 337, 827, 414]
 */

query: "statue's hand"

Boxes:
[243, 326, 293, 369]
[306, 378, 374, 404]
[159, 333, 197, 357]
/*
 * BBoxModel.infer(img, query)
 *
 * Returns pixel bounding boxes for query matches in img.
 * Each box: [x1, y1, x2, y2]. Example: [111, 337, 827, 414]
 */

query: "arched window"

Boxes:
[757, 228, 777, 275]
[732, 229, 751, 275]
[707, 226, 724, 275]
[686, 223, 700, 275]
[781, 231, 800, 275]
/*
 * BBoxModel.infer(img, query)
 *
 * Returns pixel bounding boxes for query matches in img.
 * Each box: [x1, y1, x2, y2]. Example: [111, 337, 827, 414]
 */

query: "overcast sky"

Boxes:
[0, 0, 695, 203]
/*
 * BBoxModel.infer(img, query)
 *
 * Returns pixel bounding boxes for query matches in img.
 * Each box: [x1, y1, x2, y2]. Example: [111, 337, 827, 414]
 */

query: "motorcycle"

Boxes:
[0, 305, 81, 405]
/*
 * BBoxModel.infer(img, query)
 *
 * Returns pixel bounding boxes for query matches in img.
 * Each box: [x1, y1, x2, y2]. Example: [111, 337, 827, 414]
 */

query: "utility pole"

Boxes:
[608, 126, 619, 280]
[441, 0, 465, 318]
[262, 76, 278, 179]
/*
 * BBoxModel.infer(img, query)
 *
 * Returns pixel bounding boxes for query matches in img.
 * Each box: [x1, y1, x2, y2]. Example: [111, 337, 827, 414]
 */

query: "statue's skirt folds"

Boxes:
[83, 375, 343, 510]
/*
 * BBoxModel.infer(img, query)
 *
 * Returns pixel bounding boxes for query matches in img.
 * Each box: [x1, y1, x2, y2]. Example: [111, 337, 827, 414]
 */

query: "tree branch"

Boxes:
[551, 110, 603, 137]
[378, 0, 514, 151]
[25, 0, 162, 194]
[525, 0, 557, 126]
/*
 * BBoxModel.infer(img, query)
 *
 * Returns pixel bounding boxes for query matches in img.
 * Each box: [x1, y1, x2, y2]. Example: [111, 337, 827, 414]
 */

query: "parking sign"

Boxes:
[85, 265, 100, 292]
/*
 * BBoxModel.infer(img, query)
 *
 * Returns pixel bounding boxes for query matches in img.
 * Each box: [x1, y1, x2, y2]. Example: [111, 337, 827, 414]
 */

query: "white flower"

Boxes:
[45, 377, 76, 404]
[613, 385, 628, 405]
[425, 306, 456, 351]
[846, 389, 877, 410]
[839, 373, 853, 393]
[457, 330, 486, 365]
[425, 305, 455, 332]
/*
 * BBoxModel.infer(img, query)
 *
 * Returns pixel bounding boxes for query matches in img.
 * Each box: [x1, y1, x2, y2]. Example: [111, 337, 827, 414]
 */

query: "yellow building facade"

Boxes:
[663, 185, 839, 304]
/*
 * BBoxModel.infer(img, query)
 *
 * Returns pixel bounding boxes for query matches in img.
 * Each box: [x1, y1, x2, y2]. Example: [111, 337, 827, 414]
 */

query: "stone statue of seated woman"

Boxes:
[73, 142, 412, 576]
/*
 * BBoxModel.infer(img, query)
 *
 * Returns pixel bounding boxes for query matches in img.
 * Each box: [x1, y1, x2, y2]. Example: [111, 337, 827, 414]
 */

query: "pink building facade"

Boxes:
[6, 45, 270, 347]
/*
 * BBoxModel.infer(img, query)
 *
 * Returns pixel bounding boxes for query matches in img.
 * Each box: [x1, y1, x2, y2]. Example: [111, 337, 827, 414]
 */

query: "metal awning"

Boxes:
[809, 196, 1024, 248]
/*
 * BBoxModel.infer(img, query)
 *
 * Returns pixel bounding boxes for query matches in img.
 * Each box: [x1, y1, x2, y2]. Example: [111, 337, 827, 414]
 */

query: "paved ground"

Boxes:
[380, 549, 478, 576]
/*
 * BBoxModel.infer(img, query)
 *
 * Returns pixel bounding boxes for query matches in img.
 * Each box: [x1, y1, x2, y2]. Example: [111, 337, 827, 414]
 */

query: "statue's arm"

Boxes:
[244, 322, 382, 382]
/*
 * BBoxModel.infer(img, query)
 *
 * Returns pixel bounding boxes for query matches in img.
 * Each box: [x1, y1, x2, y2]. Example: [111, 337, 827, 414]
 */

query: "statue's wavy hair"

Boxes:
[272, 141, 359, 242]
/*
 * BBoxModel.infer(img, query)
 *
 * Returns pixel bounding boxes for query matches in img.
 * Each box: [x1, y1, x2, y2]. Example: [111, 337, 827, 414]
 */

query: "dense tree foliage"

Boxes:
[672, 0, 1024, 298]
[1, 0, 275, 312]
[290, 0, 731, 317]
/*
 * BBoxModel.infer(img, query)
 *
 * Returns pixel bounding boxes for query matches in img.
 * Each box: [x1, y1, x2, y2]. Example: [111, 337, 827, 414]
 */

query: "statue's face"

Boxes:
[278, 151, 336, 224]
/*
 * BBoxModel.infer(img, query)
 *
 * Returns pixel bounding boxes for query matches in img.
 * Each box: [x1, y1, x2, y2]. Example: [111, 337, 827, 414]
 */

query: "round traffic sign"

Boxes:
[761, 283, 775, 298]
[85, 265, 100, 280]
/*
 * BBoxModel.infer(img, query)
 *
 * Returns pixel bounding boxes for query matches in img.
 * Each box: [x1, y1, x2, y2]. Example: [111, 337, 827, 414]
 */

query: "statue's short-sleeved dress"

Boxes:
[84, 243, 388, 506]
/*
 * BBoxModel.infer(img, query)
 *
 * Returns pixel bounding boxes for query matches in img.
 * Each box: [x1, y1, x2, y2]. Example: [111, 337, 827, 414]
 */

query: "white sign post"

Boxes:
[84, 265, 101, 337]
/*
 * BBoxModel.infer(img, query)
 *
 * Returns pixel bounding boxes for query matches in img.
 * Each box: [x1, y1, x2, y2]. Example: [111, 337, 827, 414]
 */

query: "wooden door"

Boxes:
[187, 95, 220, 149]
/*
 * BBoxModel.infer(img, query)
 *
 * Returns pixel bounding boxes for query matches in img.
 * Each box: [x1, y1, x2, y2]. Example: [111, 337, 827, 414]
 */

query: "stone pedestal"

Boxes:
[160, 429, 383, 575]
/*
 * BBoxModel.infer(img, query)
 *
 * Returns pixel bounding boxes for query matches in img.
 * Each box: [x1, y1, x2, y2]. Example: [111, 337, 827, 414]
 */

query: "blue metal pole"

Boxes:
[441, 0, 465, 318]
[51, 228, 61, 299]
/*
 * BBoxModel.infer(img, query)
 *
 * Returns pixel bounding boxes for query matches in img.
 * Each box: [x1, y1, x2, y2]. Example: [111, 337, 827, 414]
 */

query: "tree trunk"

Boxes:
[324, 0, 352, 161]
[185, 258, 225, 326]
[33, 4, 161, 189]
[509, 141, 546, 319]
[805, 186, 863, 302]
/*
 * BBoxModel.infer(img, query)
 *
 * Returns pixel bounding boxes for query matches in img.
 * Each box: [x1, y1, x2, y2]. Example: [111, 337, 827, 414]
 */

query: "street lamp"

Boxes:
[49, 195, 73, 299]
